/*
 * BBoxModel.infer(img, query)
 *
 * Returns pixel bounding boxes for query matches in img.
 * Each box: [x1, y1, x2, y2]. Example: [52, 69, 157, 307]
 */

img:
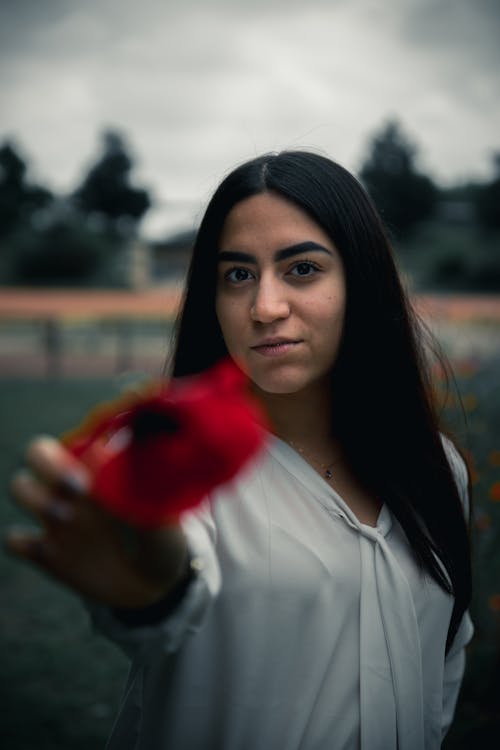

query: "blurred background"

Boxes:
[0, 0, 499, 747]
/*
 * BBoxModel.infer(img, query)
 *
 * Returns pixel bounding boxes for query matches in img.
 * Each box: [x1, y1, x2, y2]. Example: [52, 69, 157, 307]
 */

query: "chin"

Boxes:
[251, 375, 312, 396]
[249, 363, 333, 398]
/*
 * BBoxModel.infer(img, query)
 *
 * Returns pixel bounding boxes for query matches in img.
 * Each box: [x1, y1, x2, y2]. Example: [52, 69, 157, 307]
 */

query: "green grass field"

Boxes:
[0, 380, 129, 750]
[1, 352, 499, 748]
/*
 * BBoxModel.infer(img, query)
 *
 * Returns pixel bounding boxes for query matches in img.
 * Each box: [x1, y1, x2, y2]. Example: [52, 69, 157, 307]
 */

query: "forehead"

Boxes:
[219, 192, 334, 254]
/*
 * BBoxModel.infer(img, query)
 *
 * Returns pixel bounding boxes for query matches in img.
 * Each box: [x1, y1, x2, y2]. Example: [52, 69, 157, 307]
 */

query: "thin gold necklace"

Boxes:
[287, 439, 340, 480]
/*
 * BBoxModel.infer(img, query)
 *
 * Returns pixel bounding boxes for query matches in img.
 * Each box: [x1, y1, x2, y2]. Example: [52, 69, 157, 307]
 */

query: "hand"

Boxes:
[5, 437, 189, 609]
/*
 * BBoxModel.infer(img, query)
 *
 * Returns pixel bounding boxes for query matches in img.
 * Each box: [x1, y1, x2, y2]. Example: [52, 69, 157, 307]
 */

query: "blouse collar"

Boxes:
[264, 434, 393, 538]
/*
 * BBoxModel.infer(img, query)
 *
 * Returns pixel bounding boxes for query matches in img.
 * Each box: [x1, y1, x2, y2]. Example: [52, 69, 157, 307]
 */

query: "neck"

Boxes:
[253, 381, 335, 451]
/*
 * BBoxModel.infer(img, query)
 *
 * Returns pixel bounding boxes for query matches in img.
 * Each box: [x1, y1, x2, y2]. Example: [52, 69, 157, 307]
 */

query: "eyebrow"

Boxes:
[217, 241, 333, 264]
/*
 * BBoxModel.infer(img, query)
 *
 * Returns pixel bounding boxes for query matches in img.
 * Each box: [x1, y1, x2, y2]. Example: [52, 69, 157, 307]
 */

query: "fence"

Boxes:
[0, 287, 182, 377]
[1, 288, 500, 378]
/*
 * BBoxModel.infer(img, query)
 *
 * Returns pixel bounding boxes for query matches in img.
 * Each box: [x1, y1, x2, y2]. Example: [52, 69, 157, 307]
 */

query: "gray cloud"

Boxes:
[400, 0, 500, 64]
[0, 0, 498, 237]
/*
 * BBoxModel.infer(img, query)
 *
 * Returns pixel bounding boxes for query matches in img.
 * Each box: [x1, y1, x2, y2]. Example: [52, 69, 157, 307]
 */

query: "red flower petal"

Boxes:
[63, 359, 268, 527]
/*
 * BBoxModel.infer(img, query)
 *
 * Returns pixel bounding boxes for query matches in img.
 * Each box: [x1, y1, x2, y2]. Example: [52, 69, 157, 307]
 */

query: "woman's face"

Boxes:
[215, 192, 346, 396]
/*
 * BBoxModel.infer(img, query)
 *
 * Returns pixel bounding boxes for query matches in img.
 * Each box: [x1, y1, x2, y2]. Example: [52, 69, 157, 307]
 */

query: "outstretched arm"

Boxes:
[6, 436, 189, 610]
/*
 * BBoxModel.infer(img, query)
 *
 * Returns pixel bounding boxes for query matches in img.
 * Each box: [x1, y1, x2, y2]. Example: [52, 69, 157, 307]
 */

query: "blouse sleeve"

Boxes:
[86, 499, 221, 664]
[440, 435, 475, 738]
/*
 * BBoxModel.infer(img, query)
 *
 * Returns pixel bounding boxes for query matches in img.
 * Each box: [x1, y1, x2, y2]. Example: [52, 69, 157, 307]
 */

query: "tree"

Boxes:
[475, 152, 500, 231]
[0, 141, 53, 238]
[12, 216, 109, 284]
[73, 130, 151, 232]
[359, 120, 437, 238]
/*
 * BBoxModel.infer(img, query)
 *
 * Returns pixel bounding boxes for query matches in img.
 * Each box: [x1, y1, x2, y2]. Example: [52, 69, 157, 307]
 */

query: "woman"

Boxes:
[8, 151, 473, 749]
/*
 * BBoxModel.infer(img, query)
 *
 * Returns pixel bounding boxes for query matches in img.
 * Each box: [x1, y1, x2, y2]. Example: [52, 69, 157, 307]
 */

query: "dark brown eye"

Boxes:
[291, 262, 318, 277]
[226, 267, 253, 283]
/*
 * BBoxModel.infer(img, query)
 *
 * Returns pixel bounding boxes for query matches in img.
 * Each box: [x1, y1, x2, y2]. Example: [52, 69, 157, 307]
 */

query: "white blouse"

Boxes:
[91, 435, 473, 750]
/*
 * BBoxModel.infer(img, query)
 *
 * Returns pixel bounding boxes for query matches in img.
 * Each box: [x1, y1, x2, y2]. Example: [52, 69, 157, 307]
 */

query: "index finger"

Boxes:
[25, 436, 90, 496]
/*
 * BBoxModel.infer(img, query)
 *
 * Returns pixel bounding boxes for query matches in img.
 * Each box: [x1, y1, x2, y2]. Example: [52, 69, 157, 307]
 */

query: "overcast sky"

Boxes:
[1, 0, 499, 237]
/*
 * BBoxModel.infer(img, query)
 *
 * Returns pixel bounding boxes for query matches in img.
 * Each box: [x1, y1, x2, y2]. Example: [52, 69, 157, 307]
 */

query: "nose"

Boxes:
[250, 277, 290, 324]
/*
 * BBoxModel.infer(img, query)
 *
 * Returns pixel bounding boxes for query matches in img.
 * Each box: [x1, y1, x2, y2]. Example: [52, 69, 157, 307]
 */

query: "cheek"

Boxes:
[215, 294, 229, 330]
[215, 301, 250, 374]
[311, 292, 345, 327]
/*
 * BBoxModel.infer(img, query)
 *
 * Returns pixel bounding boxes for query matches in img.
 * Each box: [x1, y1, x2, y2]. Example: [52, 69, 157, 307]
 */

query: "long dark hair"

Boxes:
[172, 150, 471, 652]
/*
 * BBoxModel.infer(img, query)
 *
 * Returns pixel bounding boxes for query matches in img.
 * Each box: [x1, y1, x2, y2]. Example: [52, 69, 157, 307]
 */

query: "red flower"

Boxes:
[63, 359, 268, 527]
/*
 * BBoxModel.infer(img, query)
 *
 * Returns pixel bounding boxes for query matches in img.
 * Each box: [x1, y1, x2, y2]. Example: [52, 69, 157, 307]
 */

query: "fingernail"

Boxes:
[4, 527, 40, 556]
[58, 472, 88, 497]
[5, 524, 35, 540]
[47, 502, 75, 523]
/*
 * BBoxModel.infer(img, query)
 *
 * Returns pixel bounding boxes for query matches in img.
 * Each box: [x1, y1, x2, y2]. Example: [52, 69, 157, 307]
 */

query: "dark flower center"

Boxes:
[131, 409, 180, 439]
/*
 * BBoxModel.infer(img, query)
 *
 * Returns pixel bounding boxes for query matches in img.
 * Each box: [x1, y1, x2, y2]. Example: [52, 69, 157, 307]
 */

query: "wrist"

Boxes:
[112, 554, 203, 627]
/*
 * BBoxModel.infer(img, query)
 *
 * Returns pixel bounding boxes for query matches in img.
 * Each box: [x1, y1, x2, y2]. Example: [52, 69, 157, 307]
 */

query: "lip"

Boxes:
[251, 338, 303, 357]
